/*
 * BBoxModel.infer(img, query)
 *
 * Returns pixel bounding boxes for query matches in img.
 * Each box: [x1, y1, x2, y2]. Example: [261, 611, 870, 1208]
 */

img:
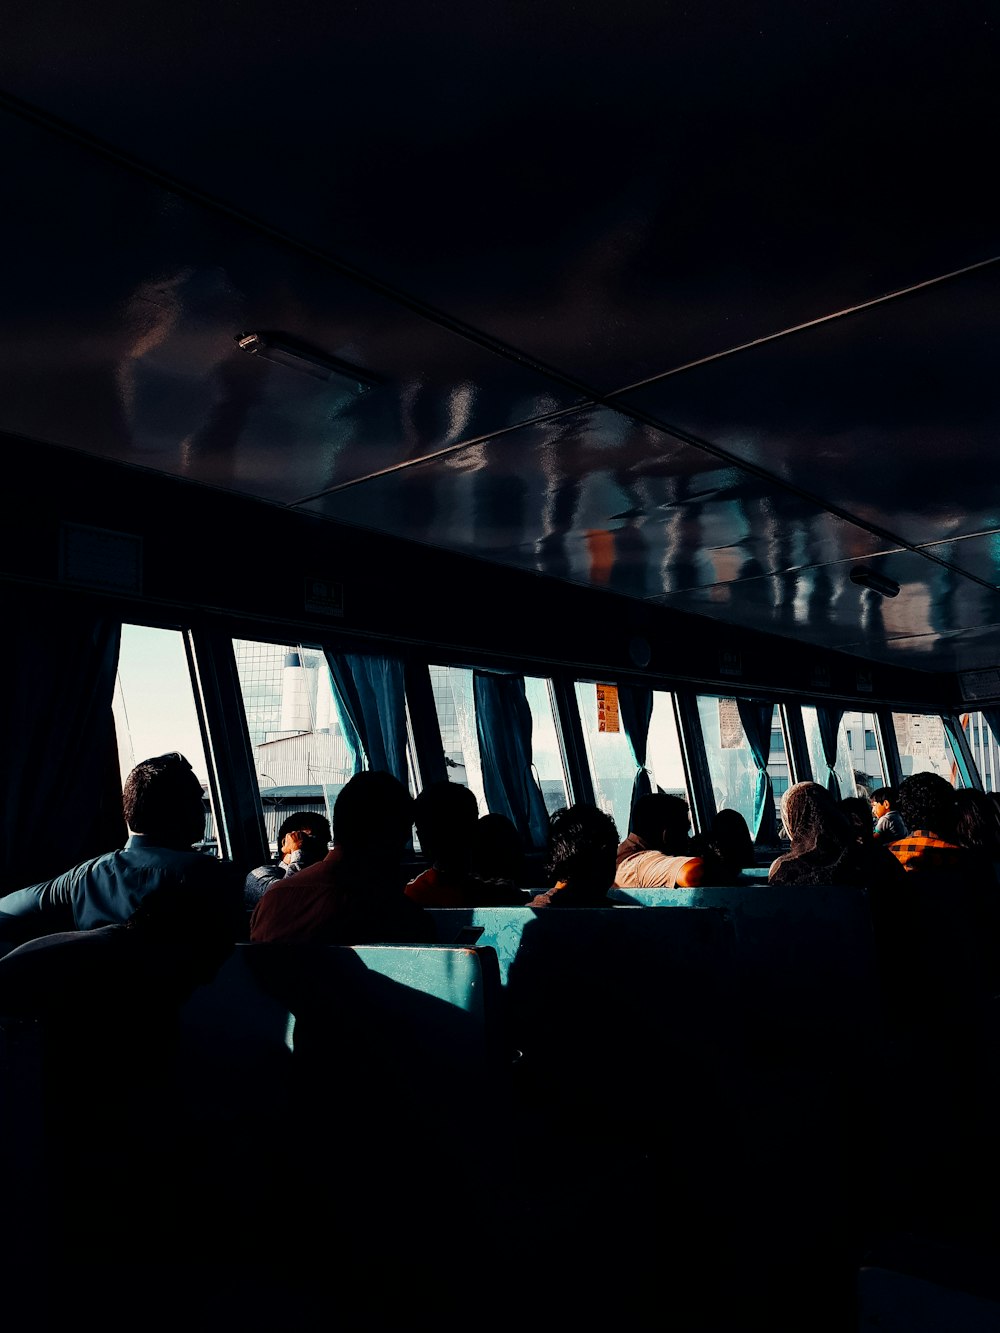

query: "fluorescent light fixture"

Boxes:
[850, 566, 900, 598]
[236, 332, 376, 392]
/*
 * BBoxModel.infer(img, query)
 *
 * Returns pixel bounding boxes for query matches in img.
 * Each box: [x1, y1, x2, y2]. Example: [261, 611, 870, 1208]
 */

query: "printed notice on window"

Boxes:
[596, 683, 620, 733]
[719, 698, 743, 749]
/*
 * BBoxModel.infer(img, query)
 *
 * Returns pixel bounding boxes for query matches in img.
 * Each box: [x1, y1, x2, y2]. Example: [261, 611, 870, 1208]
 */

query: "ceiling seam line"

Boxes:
[284, 403, 589, 504]
[606, 251, 1000, 395]
[295, 386, 999, 590]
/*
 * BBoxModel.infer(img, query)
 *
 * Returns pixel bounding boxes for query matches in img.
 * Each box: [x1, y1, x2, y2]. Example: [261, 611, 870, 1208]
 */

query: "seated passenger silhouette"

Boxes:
[767, 781, 905, 892]
[614, 792, 709, 889]
[527, 804, 618, 906]
[841, 795, 877, 846]
[768, 782, 867, 885]
[249, 770, 433, 944]
[953, 787, 1000, 883]
[869, 786, 908, 843]
[466, 812, 528, 905]
[0, 751, 242, 947]
[690, 807, 756, 880]
[888, 772, 981, 875]
[404, 780, 480, 906]
[0, 880, 238, 1262]
[244, 811, 332, 909]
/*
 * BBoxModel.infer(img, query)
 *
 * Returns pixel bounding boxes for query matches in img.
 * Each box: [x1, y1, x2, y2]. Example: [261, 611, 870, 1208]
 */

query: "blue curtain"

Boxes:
[736, 699, 777, 843]
[815, 705, 845, 799]
[324, 651, 409, 785]
[2, 599, 123, 886]
[473, 671, 549, 847]
[618, 684, 653, 832]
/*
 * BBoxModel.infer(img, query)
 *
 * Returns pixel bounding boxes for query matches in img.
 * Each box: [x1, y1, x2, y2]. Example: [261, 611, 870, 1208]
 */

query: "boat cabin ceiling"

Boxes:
[2, 2, 999, 693]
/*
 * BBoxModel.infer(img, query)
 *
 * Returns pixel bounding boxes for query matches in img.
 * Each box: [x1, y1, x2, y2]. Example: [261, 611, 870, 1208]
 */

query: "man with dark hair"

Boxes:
[527, 803, 619, 906]
[889, 772, 970, 873]
[870, 786, 907, 843]
[249, 770, 433, 943]
[614, 791, 710, 889]
[405, 780, 480, 906]
[244, 810, 332, 909]
[0, 752, 242, 945]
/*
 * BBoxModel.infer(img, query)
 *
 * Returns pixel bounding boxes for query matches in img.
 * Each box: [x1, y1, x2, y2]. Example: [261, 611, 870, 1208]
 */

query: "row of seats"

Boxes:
[6, 883, 990, 1328]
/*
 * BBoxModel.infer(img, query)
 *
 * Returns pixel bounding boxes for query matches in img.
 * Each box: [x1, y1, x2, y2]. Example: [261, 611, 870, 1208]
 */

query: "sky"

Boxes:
[114, 624, 209, 782]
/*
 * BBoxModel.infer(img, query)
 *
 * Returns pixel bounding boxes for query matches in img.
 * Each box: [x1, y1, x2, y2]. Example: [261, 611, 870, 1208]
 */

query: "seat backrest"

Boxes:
[176, 941, 508, 1138]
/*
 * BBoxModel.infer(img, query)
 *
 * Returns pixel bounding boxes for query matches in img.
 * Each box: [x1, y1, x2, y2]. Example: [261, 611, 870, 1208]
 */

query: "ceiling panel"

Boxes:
[299, 405, 897, 597]
[0, 2, 998, 677]
[915, 533, 1000, 588]
[0, 112, 582, 502]
[649, 550, 1000, 672]
[1, 3, 997, 391]
[617, 264, 1000, 549]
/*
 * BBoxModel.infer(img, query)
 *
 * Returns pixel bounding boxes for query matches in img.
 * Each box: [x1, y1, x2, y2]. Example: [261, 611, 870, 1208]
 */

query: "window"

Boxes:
[575, 683, 689, 842]
[695, 694, 786, 841]
[832, 714, 890, 794]
[958, 711, 999, 793]
[114, 624, 216, 851]
[428, 666, 563, 836]
[524, 676, 570, 817]
[429, 665, 486, 809]
[801, 707, 881, 798]
[233, 639, 352, 851]
[891, 713, 967, 787]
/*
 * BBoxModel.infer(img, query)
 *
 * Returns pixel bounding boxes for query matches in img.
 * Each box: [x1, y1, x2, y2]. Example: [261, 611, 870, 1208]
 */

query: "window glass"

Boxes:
[801, 707, 878, 798]
[114, 624, 216, 851]
[575, 683, 690, 841]
[574, 682, 641, 840]
[695, 695, 787, 840]
[427, 667, 560, 832]
[428, 664, 487, 811]
[833, 711, 886, 795]
[648, 692, 688, 799]
[892, 712, 968, 787]
[961, 711, 1000, 793]
[233, 639, 351, 853]
[524, 676, 570, 817]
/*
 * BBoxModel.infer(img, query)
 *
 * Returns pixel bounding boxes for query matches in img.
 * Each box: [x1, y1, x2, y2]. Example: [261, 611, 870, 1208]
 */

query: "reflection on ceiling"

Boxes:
[2, 0, 1000, 672]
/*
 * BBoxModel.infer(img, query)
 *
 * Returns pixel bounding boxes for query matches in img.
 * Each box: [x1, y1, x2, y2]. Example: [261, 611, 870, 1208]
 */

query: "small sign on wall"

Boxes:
[304, 576, 344, 616]
[59, 522, 142, 593]
[596, 683, 620, 733]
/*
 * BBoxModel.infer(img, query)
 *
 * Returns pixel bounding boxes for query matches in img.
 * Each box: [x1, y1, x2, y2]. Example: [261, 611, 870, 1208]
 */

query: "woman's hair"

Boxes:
[839, 796, 874, 845]
[544, 804, 619, 896]
[954, 788, 1000, 855]
[697, 808, 755, 869]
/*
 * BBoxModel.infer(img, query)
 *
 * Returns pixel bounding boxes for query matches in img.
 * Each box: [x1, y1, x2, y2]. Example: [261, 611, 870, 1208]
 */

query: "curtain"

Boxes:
[1, 599, 122, 886]
[736, 699, 777, 843]
[815, 705, 845, 800]
[473, 671, 549, 847]
[324, 650, 409, 786]
[618, 684, 653, 832]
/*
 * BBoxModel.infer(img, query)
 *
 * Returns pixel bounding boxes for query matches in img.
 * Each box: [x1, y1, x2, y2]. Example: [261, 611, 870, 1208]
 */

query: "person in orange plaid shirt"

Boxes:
[888, 771, 980, 874]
